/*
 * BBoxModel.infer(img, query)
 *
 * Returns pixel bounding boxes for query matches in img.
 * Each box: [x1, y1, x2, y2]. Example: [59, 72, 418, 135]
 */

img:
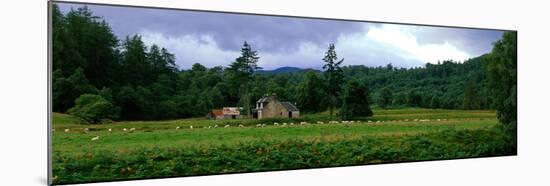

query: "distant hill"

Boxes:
[257, 66, 320, 74]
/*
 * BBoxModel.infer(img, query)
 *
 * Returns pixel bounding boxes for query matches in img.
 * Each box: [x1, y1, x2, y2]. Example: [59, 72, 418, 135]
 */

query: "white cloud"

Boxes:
[140, 30, 239, 69]
[364, 24, 471, 64]
[139, 25, 473, 71]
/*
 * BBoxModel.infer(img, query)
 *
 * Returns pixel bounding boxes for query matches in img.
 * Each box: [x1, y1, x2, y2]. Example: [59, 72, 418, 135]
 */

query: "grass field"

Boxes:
[51, 108, 516, 184]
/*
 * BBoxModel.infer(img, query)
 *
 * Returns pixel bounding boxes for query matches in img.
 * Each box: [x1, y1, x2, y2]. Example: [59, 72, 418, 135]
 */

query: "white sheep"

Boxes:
[129, 128, 136, 132]
[300, 122, 307, 125]
[224, 125, 230, 128]
[108, 128, 112, 132]
[261, 124, 266, 127]
[238, 124, 244, 128]
[367, 120, 372, 123]
[256, 124, 262, 127]
[274, 123, 280, 126]
[123, 128, 128, 131]
[190, 125, 194, 129]
[175, 126, 180, 130]
[290, 123, 294, 126]
[91, 136, 100, 141]
[282, 123, 287, 126]
[214, 125, 218, 128]
[64, 129, 69, 132]
[84, 128, 89, 133]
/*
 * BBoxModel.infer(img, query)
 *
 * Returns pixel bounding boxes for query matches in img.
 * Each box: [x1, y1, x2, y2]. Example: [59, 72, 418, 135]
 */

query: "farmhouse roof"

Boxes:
[257, 96, 276, 103]
[281, 102, 299, 112]
[211, 109, 224, 117]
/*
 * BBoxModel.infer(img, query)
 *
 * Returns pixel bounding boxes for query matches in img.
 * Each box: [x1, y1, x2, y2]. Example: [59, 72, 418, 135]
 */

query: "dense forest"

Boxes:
[52, 5, 516, 128]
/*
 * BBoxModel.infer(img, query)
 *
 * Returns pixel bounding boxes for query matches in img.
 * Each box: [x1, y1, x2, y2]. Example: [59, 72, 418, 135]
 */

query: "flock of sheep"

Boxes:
[57, 118, 449, 141]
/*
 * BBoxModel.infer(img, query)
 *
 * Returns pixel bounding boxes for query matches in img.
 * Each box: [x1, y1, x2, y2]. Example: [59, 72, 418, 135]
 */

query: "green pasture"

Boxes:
[51, 108, 515, 184]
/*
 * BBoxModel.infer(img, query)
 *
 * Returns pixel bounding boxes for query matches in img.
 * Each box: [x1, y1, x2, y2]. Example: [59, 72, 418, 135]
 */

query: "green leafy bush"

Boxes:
[68, 94, 116, 124]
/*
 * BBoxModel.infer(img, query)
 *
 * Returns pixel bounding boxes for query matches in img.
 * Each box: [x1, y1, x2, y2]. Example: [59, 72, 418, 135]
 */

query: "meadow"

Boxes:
[51, 108, 516, 184]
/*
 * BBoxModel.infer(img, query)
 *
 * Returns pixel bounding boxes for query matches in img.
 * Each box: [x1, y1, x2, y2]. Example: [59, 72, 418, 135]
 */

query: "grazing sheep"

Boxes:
[414, 119, 419, 121]
[91, 136, 100, 141]
[282, 123, 287, 126]
[350, 121, 355, 123]
[175, 126, 180, 130]
[367, 121, 372, 123]
[238, 124, 244, 128]
[84, 128, 89, 133]
[419, 119, 429, 122]
[214, 125, 218, 128]
[437, 119, 441, 121]
[64, 129, 69, 132]
[224, 125, 230, 128]
[208, 126, 212, 129]
[290, 123, 294, 126]
[123, 128, 128, 131]
[256, 124, 262, 127]
[300, 122, 307, 125]
[376, 121, 380, 123]
[190, 125, 193, 129]
[261, 124, 266, 127]
[108, 128, 112, 132]
[274, 123, 279, 126]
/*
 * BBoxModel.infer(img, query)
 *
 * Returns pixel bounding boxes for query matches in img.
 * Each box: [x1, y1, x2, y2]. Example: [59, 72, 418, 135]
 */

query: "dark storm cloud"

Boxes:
[55, 2, 504, 70]
[57, 2, 365, 53]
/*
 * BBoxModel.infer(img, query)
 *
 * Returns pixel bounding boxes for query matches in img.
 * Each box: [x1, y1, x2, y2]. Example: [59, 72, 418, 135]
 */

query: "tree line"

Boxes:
[52, 4, 516, 129]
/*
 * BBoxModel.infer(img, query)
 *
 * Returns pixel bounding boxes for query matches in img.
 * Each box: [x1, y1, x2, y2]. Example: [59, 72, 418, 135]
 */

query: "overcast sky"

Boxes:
[57, 2, 504, 70]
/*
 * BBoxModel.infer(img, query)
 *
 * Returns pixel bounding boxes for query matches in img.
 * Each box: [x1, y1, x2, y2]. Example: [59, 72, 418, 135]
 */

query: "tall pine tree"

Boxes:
[322, 44, 344, 118]
[227, 41, 261, 116]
